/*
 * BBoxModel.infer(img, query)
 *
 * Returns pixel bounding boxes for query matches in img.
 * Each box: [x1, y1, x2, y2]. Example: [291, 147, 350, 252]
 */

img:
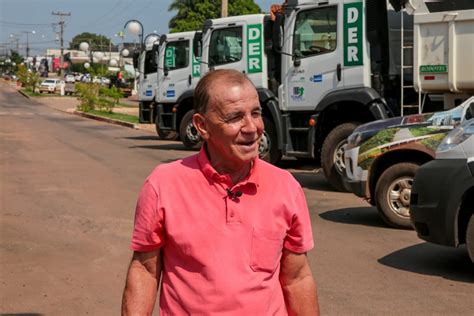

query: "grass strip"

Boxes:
[88, 109, 139, 124]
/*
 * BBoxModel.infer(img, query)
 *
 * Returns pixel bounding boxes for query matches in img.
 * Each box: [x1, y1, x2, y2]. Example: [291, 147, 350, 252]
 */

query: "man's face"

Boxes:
[193, 81, 264, 172]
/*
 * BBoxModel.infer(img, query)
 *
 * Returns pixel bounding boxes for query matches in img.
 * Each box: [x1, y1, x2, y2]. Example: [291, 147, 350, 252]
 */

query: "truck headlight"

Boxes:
[437, 119, 474, 152]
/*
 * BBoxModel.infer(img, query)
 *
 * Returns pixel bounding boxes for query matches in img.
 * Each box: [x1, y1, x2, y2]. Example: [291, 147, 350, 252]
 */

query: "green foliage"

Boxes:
[9, 51, 23, 65]
[88, 110, 139, 124]
[168, 0, 261, 33]
[99, 85, 123, 105]
[408, 127, 439, 137]
[76, 83, 124, 113]
[419, 133, 447, 150]
[76, 83, 99, 112]
[360, 128, 399, 153]
[69, 32, 112, 51]
[17, 65, 40, 91]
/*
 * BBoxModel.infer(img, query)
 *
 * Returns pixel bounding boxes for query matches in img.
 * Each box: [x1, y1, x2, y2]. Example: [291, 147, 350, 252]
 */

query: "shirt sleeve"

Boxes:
[283, 186, 314, 253]
[130, 179, 166, 252]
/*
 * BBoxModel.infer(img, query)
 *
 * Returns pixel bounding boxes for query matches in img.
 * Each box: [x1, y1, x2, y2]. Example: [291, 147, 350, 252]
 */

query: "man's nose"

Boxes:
[241, 114, 259, 133]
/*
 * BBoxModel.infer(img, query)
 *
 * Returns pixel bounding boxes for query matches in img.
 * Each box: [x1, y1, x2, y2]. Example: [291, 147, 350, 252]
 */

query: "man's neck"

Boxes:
[205, 145, 252, 185]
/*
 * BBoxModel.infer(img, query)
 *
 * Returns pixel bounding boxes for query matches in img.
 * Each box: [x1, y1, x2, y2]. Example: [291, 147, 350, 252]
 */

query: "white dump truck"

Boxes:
[184, 0, 472, 191]
[136, 31, 201, 141]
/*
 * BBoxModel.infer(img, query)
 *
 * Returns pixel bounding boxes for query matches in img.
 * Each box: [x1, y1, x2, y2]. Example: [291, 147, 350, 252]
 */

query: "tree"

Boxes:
[168, 0, 261, 33]
[69, 32, 112, 51]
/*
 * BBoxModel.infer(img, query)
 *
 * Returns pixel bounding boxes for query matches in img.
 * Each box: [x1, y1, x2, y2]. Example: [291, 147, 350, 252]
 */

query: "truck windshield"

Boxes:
[164, 40, 189, 71]
[209, 26, 242, 66]
[293, 6, 337, 58]
[144, 50, 157, 75]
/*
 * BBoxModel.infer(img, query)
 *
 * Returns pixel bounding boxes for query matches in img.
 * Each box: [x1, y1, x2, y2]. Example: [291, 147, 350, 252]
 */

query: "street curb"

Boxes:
[73, 110, 139, 129]
[14, 87, 144, 131]
[17, 88, 31, 99]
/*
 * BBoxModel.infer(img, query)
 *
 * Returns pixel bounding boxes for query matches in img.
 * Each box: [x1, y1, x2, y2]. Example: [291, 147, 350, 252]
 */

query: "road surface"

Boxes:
[1, 83, 472, 315]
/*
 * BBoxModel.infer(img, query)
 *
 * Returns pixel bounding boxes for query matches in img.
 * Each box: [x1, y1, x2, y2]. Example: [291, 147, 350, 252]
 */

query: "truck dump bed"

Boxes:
[414, 9, 474, 94]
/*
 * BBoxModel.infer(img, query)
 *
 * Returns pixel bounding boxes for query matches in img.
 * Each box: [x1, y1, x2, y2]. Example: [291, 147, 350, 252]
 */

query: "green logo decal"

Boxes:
[344, 2, 363, 66]
[247, 24, 263, 73]
[420, 65, 448, 73]
[192, 55, 200, 77]
[165, 46, 175, 68]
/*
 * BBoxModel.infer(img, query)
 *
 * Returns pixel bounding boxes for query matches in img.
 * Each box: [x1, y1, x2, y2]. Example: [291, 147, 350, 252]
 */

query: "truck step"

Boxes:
[402, 105, 420, 108]
[286, 151, 312, 157]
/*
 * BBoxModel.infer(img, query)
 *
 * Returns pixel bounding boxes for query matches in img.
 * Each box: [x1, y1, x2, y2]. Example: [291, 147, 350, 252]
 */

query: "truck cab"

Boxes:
[156, 31, 201, 147]
[137, 42, 160, 129]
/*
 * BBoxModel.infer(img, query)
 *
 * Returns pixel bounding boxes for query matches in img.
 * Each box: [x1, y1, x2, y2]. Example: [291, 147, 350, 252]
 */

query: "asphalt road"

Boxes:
[1, 83, 473, 315]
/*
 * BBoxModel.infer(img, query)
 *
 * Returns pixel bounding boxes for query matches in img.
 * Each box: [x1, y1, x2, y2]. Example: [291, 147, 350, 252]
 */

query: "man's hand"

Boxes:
[279, 249, 320, 316]
[122, 250, 162, 316]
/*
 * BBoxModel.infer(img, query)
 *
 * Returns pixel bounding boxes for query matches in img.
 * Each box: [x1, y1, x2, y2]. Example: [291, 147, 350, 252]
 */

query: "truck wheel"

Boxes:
[179, 110, 201, 149]
[375, 162, 418, 229]
[321, 122, 359, 192]
[155, 120, 178, 140]
[259, 117, 282, 164]
[467, 214, 474, 263]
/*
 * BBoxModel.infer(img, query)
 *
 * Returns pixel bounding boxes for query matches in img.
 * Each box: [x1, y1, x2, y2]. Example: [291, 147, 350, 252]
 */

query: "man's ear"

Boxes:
[192, 113, 209, 140]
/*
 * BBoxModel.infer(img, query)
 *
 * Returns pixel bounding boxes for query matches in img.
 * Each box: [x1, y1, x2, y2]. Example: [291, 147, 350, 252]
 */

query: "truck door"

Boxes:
[158, 38, 192, 103]
[284, 4, 342, 111]
[139, 49, 158, 102]
[206, 24, 246, 74]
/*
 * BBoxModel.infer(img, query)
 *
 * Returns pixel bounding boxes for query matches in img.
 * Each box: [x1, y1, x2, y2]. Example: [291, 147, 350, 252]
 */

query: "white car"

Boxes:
[39, 79, 61, 94]
[65, 75, 75, 83]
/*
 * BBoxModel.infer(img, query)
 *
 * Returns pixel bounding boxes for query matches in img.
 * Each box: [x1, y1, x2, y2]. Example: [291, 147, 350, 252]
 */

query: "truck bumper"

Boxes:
[157, 103, 178, 131]
[343, 146, 369, 198]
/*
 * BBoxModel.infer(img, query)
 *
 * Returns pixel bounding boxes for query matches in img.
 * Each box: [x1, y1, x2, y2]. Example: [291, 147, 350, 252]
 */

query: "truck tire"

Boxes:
[375, 162, 418, 229]
[467, 214, 474, 263]
[155, 120, 178, 140]
[259, 117, 282, 164]
[179, 110, 201, 149]
[321, 122, 359, 192]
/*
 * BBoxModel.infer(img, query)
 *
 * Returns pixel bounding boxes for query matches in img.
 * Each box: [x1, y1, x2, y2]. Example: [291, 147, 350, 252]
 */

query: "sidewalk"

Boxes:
[7, 81, 156, 133]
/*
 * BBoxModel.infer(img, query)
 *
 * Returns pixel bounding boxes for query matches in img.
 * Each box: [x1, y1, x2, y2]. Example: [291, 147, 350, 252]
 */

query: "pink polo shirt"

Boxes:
[131, 148, 314, 315]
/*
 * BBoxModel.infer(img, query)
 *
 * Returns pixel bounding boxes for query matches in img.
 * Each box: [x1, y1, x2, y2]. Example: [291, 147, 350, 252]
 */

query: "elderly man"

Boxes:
[122, 69, 319, 315]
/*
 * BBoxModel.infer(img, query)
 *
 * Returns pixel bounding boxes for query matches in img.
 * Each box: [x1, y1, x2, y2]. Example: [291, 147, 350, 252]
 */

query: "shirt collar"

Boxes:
[197, 145, 259, 188]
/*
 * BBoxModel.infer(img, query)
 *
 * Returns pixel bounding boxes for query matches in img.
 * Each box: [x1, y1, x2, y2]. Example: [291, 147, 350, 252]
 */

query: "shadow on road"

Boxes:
[1, 314, 44, 316]
[130, 143, 197, 151]
[319, 207, 389, 228]
[123, 135, 161, 141]
[291, 171, 339, 192]
[379, 243, 474, 283]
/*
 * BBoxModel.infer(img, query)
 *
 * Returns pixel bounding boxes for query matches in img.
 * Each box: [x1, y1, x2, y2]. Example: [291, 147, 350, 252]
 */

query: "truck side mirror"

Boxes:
[193, 32, 203, 58]
[152, 43, 160, 68]
[164, 66, 169, 77]
[272, 13, 285, 52]
[132, 50, 140, 69]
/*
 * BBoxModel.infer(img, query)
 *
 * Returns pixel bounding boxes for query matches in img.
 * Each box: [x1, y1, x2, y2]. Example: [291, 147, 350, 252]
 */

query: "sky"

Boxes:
[0, 0, 273, 57]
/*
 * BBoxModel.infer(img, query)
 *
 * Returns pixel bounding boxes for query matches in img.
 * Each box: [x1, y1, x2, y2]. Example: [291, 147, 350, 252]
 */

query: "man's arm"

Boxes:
[122, 250, 162, 316]
[279, 249, 320, 316]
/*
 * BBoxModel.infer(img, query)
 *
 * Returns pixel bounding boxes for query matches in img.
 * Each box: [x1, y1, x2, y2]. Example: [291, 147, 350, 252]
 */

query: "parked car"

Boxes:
[39, 78, 61, 94]
[343, 97, 473, 228]
[410, 118, 474, 262]
[65, 74, 75, 83]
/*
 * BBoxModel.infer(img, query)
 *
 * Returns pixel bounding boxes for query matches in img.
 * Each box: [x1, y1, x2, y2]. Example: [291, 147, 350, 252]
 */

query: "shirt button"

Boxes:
[230, 213, 234, 217]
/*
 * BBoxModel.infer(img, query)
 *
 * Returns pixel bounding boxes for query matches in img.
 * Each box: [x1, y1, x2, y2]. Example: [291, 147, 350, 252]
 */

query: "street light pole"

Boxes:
[52, 11, 71, 77]
[123, 20, 144, 51]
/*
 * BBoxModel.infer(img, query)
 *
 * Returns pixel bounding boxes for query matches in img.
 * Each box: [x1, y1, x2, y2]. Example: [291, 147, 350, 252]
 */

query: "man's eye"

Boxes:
[225, 115, 242, 123]
[252, 110, 262, 117]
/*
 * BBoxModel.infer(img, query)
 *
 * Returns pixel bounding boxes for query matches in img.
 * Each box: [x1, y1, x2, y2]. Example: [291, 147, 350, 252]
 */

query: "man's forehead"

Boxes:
[208, 81, 258, 108]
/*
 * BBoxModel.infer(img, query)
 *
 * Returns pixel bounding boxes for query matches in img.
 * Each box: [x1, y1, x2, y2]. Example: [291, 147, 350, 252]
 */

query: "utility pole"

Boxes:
[52, 11, 71, 76]
[221, 0, 228, 17]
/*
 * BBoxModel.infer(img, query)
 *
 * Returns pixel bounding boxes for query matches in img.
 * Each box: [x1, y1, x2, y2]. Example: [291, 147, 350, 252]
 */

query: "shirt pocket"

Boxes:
[250, 228, 284, 273]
